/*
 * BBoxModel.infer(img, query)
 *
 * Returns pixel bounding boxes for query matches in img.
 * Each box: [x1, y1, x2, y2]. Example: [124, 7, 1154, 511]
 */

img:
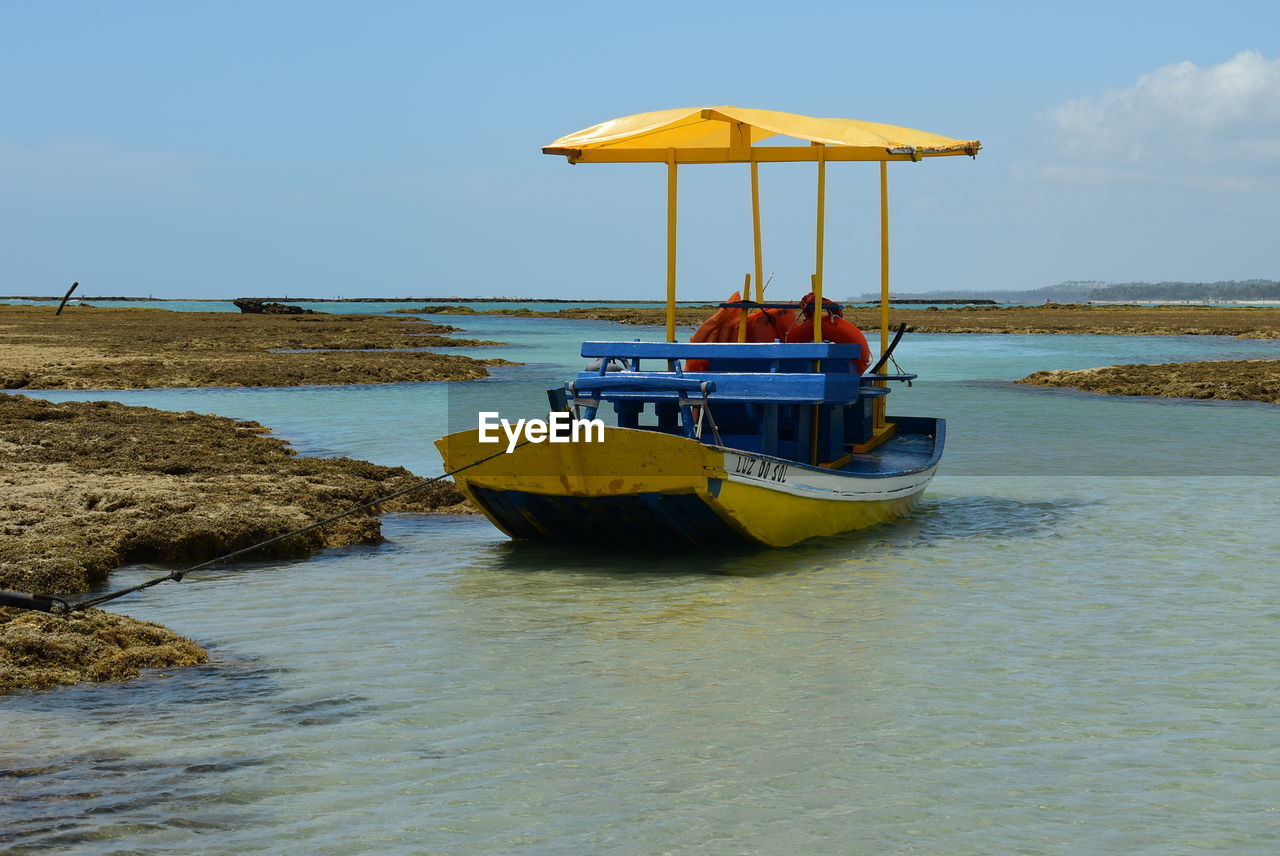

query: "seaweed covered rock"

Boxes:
[232, 298, 316, 314]
[0, 607, 208, 692]
[1017, 359, 1280, 403]
[0, 393, 476, 693]
[389, 305, 478, 314]
[0, 305, 508, 389]
[0, 394, 473, 596]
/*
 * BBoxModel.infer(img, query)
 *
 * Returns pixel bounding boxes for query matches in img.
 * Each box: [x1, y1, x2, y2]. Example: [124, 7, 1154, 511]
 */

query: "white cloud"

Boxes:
[1039, 51, 1280, 186]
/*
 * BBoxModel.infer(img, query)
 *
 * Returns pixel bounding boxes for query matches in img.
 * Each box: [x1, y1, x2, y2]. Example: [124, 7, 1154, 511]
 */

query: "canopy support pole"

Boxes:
[665, 151, 678, 342]
[874, 159, 891, 435]
[879, 160, 890, 358]
[750, 161, 764, 303]
[813, 144, 826, 344]
[808, 144, 827, 464]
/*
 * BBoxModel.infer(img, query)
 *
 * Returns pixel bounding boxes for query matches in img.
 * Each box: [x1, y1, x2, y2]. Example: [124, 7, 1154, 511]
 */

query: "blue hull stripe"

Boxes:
[470, 487, 745, 545]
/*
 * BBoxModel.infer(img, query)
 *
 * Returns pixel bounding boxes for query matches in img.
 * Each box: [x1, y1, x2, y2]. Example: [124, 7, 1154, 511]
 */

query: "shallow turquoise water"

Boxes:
[3, 322, 1279, 855]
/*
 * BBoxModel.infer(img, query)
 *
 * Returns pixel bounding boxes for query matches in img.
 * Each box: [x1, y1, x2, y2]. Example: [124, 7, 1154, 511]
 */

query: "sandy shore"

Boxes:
[1017, 360, 1280, 404]
[0, 305, 511, 389]
[0, 394, 472, 692]
[404, 303, 1280, 338]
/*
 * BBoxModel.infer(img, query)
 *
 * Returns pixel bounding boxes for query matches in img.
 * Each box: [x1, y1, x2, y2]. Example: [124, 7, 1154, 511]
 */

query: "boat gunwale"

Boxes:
[704, 416, 945, 480]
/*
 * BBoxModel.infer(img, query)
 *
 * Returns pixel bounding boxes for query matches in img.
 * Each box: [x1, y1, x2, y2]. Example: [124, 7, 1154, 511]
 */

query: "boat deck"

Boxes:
[833, 428, 937, 475]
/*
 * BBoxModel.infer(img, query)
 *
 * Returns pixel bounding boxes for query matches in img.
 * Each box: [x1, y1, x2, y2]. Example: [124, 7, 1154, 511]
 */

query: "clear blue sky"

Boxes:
[2, 1, 1277, 299]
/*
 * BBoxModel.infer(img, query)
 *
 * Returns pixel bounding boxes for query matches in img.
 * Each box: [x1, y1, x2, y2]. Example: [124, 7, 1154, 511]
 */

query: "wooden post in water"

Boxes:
[55, 282, 79, 316]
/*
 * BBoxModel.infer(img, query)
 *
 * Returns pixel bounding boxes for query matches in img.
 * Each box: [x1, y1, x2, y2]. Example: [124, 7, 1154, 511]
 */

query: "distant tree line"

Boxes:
[858, 279, 1279, 302]
[1099, 280, 1280, 300]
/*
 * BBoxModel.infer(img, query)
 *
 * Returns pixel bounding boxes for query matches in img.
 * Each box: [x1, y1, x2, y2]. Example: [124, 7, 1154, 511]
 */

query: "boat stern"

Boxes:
[434, 427, 745, 544]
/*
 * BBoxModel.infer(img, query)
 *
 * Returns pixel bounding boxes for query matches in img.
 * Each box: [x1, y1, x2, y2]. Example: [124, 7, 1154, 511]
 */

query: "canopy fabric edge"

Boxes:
[543, 106, 980, 164]
[541, 143, 981, 164]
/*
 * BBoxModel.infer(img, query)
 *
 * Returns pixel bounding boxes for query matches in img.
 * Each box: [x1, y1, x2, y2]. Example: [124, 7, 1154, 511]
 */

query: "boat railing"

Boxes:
[571, 371, 872, 404]
[563, 341, 910, 460]
[714, 300, 842, 311]
[581, 340, 861, 374]
[581, 340, 859, 360]
[579, 340, 915, 384]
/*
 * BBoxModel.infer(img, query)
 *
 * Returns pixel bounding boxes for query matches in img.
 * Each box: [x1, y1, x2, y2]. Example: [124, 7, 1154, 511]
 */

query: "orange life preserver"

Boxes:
[745, 307, 796, 343]
[687, 291, 744, 371]
[686, 296, 801, 371]
[689, 291, 744, 345]
[785, 293, 871, 374]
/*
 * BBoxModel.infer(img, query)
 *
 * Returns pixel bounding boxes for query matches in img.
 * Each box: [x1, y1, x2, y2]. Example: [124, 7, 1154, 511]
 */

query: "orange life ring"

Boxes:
[785, 316, 871, 374]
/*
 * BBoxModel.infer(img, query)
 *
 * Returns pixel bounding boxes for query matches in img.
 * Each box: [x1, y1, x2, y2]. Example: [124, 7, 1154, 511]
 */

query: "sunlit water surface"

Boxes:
[4, 316, 1279, 855]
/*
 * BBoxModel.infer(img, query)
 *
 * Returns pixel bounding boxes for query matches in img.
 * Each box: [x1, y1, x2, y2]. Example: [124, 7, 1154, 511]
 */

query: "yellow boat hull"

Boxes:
[436, 425, 938, 548]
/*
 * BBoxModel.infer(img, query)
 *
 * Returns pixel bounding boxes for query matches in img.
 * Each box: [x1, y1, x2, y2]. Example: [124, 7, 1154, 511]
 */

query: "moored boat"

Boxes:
[437, 106, 979, 547]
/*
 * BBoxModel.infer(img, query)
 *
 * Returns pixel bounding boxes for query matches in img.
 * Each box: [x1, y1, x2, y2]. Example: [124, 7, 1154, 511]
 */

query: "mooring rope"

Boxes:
[1, 442, 527, 615]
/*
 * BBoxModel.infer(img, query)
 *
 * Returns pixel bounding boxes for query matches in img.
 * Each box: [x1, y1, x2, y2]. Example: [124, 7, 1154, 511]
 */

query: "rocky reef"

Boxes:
[0, 305, 510, 389]
[232, 298, 317, 314]
[889, 303, 1280, 338]
[392, 302, 1280, 338]
[1018, 359, 1280, 403]
[0, 608, 208, 692]
[0, 394, 473, 692]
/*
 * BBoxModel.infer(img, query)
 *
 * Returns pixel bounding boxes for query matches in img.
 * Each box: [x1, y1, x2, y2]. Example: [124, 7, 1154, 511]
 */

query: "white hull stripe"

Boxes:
[724, 451, 936, 502]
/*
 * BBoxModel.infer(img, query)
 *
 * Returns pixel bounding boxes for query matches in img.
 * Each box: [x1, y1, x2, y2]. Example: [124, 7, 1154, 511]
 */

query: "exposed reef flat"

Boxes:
[394, 304, 723, 324]
[883, 304, 1280, 338]
[1018, 360, 1280, 404]
[398, 303, 1280, 338]
[0, 305, 511, 389]
[2, 296, 701, 304]
[0, 394, 472, 692]
[0, 608, 207, 693]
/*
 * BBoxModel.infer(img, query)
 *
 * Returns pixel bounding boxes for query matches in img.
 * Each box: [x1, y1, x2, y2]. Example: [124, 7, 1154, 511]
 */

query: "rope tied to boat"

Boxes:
[0, 442, 529, 615]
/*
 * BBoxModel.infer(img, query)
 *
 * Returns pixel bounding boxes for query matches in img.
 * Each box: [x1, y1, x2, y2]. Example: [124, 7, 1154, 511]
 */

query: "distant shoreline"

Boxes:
[0, 295, 717, 304]
[6, 295, 1279, 306]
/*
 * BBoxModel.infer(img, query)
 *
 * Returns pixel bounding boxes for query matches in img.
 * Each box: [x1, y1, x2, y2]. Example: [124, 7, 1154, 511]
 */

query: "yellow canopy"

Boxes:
[543, 106, 980, 164]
